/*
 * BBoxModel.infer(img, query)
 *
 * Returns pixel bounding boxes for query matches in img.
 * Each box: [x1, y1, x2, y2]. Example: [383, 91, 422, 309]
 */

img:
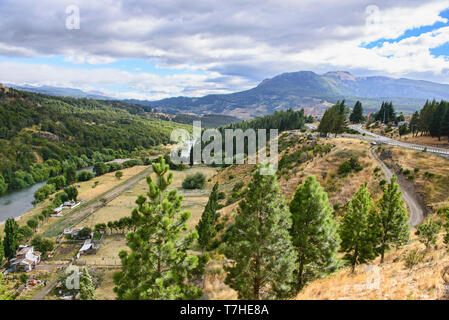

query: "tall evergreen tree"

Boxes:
[374, 177, 410, 263]
[0, 237, 4, 263]
[318, 101, 347, 137]
[339, 185, 378, 272]
[80, 267, 96, 300]
[409, 111, 420, 137]
[429, 101, 448, 140]
[224, 166, 297, 299]
[418, 100, 437, 136]
[113, 156, 206, 300]
[196, 182, 219, 252]
[441, 103, 449, 141]
[289, 176, 340, 293]
[349, 101, 364, 123]
[3, 218, 19, 259]
[375, 102, 396, 124]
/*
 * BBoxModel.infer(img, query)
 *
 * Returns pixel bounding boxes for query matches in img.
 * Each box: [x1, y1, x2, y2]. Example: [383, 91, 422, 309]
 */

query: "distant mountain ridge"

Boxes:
[128, 71, 449, 119]
[6, 70, 449, 119]
[5, 84, 111, 100]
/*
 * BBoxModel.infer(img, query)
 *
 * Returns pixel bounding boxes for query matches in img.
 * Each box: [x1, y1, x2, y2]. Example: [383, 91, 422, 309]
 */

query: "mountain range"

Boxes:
[6, 71, 449, 119]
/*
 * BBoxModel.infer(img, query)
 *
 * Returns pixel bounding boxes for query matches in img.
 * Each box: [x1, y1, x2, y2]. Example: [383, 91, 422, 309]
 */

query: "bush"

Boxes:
[403, 249, 425, 269]
[182, 173, 206, 189]
[338, 161, 353, 175]
[31, 235, 54, 254]
[424, 171, 435, 178]
[407, 174, 415, 180]
[232, 181, 244, 192]
[379, 179, 387, 187]
[77, 170, 94, 182]
[217, 192, 226, 200]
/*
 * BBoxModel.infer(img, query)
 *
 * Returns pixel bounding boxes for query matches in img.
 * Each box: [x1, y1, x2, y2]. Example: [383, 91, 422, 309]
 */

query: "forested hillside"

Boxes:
[0, 87, 189, 194]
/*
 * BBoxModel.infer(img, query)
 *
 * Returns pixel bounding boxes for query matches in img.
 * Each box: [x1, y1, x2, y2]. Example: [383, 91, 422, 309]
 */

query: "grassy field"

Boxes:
[381, 146, 449, 209]
[76, 166, 218, 230]
[74, 165, 218, 299]
[296, 231, 449, 300]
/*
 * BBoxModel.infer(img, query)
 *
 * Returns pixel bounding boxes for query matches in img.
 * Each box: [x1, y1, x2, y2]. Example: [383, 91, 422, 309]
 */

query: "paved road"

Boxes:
[305, 124, 426, 227]
[369, 148, 424, 228]
[349, 124, 449, 157]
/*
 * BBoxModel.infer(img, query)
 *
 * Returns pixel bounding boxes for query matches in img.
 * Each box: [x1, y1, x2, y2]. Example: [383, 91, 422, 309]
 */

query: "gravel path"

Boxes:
[370, 147, 424, 228]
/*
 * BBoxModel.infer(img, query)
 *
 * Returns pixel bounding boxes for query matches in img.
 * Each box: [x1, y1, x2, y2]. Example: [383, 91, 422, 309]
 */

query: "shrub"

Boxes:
[338, 161, 353, 175]
[77, 170, 94, 182]
[182, 173, 206, 189]
[404, 249, 425, 269]
[31, 235, 54, 254]
[217, 192, 226, 200]
[379, 179, 387, 186]
[232, 181, 244, 192]
[424, 171, 435, 179]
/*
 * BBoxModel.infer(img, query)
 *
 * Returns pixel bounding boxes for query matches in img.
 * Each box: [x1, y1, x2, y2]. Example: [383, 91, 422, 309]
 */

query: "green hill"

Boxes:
[0, 87, 189, 193]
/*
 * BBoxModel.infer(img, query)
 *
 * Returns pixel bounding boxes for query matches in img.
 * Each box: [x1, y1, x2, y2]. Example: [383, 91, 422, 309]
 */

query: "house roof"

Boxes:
[17, 246, 33, 255]
[79, 243, 93, 252]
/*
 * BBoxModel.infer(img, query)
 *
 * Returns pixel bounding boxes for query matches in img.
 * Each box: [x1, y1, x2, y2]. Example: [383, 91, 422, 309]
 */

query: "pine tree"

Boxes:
[418, 100, 436, 136]
[224, 166, 297, 299]
[409, 111, 420, 137]
[430, 101, 448, 140]
[79, 267, 96, 300]
[113, 156, 206, 300]
[0, 237, 4, 263]
[289, 176, 340, 293]
[415, 218, 441, 250]
[196, 182, 219, 252]
[374, 177, 410, 263]
[3, 218, 19, 259]
[339, 184, 378, 272]
[441, 104, 449, 141]
[349, 101, 363, 123]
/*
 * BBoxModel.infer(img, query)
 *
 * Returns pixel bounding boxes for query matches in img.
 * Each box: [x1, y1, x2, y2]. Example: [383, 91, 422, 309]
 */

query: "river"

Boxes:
[0, 166, 93, 223]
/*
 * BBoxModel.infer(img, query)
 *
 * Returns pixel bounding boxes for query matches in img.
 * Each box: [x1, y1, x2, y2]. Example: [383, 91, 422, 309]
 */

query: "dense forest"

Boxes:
[222, 108, 306, 132]
[0, 87, 189, 194]
[409, 100, 449, 141]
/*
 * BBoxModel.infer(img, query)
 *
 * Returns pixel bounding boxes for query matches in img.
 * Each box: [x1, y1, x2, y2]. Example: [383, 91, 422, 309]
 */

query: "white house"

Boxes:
[9, 246, 41, 272]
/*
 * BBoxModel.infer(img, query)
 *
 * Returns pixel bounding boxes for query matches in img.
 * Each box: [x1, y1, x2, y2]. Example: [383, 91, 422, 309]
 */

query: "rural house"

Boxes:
[9, 246, 41, 272]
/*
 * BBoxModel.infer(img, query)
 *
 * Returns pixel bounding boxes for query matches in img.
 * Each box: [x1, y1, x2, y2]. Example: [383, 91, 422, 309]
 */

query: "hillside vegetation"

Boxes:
[0, 87, 189, 194]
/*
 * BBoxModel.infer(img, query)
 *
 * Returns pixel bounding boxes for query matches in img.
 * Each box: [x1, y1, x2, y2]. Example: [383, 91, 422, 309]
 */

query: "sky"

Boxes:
[1, 0, 449, 100]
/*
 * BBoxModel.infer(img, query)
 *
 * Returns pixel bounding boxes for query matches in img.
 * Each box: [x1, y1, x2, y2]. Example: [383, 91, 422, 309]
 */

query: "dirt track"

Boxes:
[43, 167, 153, 237]
[370, 147, 424, 228]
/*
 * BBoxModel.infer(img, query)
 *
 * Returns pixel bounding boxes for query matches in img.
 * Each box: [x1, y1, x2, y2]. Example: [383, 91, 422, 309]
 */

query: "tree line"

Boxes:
[409, 100, 449, 141]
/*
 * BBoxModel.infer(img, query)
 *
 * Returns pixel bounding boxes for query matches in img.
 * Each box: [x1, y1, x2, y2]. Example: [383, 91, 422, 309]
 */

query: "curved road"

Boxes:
[349, 124, 449, 158]
[369, 148, 424, 228]
[305, 124, 426, 227]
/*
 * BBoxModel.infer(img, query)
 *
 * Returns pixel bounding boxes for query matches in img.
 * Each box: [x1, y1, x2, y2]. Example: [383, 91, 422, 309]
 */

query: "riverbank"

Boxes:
[0, 165, 149, 234]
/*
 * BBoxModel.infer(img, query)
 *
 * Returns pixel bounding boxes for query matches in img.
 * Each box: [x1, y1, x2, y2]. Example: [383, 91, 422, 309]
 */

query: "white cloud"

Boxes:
[1, 0, 449, 96]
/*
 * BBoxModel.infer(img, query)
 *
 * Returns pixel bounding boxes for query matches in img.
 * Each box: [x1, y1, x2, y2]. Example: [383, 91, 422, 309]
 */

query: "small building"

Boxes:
[64, 227, 91, 240]
[51, 206, 63, 217]
[79, 239, 97, 255]
[9, 246, 41, 272]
